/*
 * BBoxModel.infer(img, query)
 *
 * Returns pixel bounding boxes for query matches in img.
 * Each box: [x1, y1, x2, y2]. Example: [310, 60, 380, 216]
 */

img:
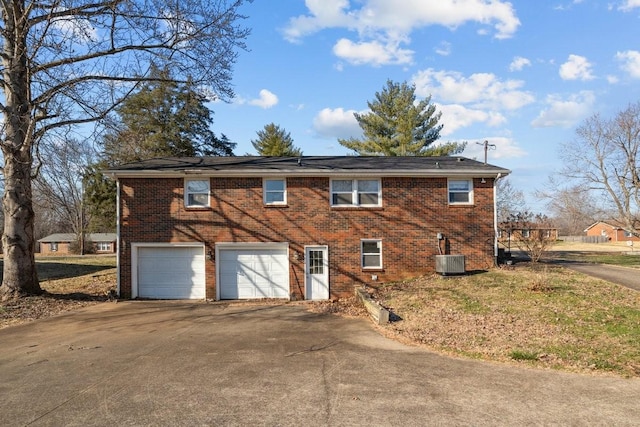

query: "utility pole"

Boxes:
[476, 140, 496, 164]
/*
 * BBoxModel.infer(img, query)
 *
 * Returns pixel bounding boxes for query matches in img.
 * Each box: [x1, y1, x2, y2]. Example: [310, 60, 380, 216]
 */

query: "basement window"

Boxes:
[361, 239, 382, 269]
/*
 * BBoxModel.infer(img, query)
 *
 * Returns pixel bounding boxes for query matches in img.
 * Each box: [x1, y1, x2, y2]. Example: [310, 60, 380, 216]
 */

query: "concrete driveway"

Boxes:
[1, 301, 639, 426]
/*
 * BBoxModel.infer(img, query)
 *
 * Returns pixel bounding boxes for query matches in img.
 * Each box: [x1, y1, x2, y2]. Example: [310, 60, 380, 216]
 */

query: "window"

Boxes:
[361, 239, 382, 269]
[185, 179, 210, 207]
[96, 242, 111, 252]
[449, 179, 473, 205]
[50, 242, 58, 252]
[448, 179, 473, 204]
[331, 179, 381, 207]
[264, 179, 286, 205]
[624, 230, 633, 238]
[521, 229, 530, 238]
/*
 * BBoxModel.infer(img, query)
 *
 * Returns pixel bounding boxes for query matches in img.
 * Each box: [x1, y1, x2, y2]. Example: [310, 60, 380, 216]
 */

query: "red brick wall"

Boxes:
[586, 223, 640, 242]
[119, 176, 497, 299]
[39, 242, 72, 255]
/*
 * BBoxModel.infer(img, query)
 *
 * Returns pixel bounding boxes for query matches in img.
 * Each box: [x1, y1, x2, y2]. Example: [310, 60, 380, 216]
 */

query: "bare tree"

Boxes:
[559, 103, 640, 239]
[34, 138, 96, 240]
[496, 177, 526, 224]
[504, 212, 556, 262]
[0, 1, 251, 298]
[536, 179, 607, 235]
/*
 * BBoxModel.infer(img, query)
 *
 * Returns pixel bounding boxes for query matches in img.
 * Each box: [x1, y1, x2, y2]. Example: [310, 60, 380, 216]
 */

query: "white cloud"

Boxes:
[509, 56, 531, 72]
[312, 107, 363, 139]
[462, 136, 527, 160]
[435, 41, 452, 56]
[285, 0, 520, 41]
[531, 91, 595, 128]
[559, 54, 595, 81]
[437, 104, 506, 136]
[412, 69, 535, 111]
[619, 0, 640, 11]
[333, 38, 413, 66]
[616, 50, 640, 78]
[283, 0, 520, 65]
[248, 89, 279, 109]
[52, 15, 97, 43]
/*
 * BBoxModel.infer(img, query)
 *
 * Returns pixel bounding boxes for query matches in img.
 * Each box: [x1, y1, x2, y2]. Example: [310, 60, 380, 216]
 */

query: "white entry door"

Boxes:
[305, 246, 329, 300]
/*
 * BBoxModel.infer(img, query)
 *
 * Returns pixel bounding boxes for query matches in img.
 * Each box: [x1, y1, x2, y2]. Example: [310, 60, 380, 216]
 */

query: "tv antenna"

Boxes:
[476, 140, 496, 164]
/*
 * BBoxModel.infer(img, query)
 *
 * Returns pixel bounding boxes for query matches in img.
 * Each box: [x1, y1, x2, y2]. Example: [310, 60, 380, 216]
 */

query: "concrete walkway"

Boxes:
[1, 301, 639, 426]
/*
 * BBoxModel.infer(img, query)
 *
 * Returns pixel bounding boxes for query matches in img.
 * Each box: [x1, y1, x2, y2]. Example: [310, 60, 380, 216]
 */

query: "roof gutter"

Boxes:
[106, 168, 511, 179]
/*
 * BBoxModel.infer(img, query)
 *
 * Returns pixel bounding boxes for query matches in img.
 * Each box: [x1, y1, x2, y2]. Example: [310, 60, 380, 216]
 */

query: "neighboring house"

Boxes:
[106, 156, 510, 300]
[498, 226, 559, 243]
[584, 221, 640, 242]
[38, 233, 117, 255]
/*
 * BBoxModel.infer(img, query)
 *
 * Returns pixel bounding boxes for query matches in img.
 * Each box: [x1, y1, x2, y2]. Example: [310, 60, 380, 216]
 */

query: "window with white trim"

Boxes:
[521, 229, 530, 238]
[50, 242, 58, 252]
[448, 179, 473, 204]
[96, 242, 111, 252]
[624, 230, 633, 238]
[331, 179, 381, 207]
[361, 239, 382, 269]
[263, 179, 286, 205]
[185, 179, 210, 207]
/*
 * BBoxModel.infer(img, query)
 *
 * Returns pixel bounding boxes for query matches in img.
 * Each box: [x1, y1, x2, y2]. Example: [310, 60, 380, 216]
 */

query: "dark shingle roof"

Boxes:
[106, 156, 510, 177]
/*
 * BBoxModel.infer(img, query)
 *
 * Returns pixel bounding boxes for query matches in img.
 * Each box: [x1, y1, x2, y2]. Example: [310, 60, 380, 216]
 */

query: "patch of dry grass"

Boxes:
[371, 265, 640, 377]
[0, 256, 116, 329]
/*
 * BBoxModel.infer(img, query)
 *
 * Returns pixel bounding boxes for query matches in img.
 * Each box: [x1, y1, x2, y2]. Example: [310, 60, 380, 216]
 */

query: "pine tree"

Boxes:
[87, 67, 237, 235]
[102, 66, 235, 165]
[339, 80, 464, 156]
[251, 123, 302, 156]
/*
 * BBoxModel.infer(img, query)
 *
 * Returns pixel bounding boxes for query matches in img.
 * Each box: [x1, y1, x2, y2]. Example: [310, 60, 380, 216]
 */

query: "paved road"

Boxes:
[558, 262, 640, 291]
[1, 301, 639, 426]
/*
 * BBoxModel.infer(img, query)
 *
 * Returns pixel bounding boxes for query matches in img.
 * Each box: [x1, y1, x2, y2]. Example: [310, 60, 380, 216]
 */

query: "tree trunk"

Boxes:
[0, 151, 41, 299]
[0, 1, 41, 299]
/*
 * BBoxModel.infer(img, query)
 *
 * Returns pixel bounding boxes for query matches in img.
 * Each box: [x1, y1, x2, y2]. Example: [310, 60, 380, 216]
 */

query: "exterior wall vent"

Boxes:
[435, 255, 465, 275]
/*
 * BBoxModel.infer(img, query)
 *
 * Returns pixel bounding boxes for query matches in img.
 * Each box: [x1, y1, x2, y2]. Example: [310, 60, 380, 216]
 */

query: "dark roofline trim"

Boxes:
[106, 156, 511, 179]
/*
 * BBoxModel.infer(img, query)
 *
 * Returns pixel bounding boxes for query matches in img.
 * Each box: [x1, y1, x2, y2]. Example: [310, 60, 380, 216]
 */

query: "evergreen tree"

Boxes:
[102, 66, 235, 165]
[83, 163, 117, 233]
[87, 67, 236, 234]
[251, 123, 302, 156]
[339, 80, 465, 156]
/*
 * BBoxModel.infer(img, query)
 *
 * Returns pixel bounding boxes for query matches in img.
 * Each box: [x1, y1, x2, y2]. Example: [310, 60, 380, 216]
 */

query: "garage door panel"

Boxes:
[137, 246, 205, 299]
[218, 246, 289, 300]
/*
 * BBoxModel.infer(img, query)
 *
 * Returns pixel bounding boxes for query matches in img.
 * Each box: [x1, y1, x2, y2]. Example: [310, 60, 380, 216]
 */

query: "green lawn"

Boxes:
[375, 265, 640, 377]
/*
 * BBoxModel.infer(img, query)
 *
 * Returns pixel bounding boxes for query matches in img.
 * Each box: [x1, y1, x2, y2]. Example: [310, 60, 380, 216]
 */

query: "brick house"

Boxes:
[107, 156, 510, 300]
[38, 233, 117, 255]
[584, 220, 640, 242]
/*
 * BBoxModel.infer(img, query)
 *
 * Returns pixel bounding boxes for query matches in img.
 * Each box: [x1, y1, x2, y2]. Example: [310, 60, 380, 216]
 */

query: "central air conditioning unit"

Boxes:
[435, 255, 465, 275]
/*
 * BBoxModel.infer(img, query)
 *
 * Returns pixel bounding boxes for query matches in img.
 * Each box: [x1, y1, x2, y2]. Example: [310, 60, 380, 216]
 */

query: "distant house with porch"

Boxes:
[38, 233, 117, 255]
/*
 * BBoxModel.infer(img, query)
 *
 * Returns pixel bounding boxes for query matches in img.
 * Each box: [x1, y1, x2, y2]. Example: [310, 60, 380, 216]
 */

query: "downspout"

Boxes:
[116, 179, 121, 297]
[493, 173, 503, 266]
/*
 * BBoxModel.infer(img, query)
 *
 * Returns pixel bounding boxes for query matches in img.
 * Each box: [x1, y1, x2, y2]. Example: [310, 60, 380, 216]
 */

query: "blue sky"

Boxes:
[210, 0, 640, 209]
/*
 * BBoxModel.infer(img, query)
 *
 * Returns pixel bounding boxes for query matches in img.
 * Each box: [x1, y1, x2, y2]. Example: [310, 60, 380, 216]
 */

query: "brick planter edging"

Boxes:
[354, 286, 389, 325]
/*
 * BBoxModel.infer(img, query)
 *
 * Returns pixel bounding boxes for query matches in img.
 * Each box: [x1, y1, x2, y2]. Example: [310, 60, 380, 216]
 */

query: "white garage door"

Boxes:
[137, 246, 206, 299]
[218, 247, 289, 299]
